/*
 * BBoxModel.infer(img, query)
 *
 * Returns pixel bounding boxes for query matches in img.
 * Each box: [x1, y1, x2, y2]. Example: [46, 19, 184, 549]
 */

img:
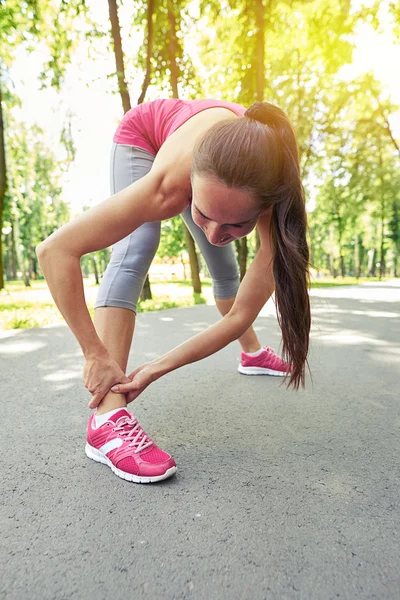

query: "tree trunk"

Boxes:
[5, 233, 11, 280]
[336, 210, 345, 278]
[9, 224, 17, 280]
[12, 215, 24, 280]
[141, 275, 152, 300]
[379, 243, 385, 279]
[235, 238, 248, 281]
[354, 235, 360, 279]
[183, 223, 201, 293]
[30, 248, 38, 280]
[107, 0, 131, 114]
[234, 238, 248, 279]
[108, 0, 154, 301]
[339, 253, 346, 278]
[135, 0, 155, 301]
[254, 0, 265, 102]
[379, 144, 386, 280]
[391, 200, 399, 278]
[367, 248, 376, 277]
[137, 0, 155, 104]
[0, 78, 6, 290]
[22, 255, 31, 287]
[167, 4, 201, 293]
[168, 0, 179, 97]
[91, 255, 100, 285]
[328, 252, 336, 278]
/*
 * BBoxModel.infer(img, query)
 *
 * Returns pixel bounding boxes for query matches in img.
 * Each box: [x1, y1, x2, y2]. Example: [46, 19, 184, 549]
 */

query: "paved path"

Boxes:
[1, 281, 399, 600]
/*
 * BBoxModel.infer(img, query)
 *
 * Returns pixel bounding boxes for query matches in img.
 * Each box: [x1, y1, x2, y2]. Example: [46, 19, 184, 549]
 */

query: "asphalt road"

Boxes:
[1, 281, 399, 600]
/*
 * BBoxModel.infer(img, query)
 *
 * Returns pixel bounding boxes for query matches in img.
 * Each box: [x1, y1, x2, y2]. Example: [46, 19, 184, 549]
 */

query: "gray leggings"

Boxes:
[95, 144, 240, 313]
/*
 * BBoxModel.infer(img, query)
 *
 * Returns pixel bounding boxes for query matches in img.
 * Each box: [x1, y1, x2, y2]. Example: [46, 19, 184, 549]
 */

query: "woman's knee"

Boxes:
[109, 222, 161, 277]
[212, 274, 240, 299]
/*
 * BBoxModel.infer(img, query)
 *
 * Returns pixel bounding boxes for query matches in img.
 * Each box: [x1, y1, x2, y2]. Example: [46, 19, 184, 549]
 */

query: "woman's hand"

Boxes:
[84, 352, 132, 409]
[111, 362, 161, 403]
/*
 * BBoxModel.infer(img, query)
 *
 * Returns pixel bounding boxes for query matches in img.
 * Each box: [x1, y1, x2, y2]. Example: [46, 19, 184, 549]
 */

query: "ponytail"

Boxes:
[193, 101, 311, 388]
[272, 170, 310, 389]
[246, 102, 310, 388]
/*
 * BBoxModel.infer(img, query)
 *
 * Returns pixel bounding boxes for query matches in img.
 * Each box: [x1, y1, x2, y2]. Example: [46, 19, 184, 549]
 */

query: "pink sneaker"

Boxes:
[85, 409, 177, 483]
[238, 346, 291, 377]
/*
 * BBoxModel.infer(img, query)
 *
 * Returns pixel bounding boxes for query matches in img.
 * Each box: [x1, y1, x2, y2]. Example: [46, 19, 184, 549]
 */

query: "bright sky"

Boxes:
[8, 0, 400, 215]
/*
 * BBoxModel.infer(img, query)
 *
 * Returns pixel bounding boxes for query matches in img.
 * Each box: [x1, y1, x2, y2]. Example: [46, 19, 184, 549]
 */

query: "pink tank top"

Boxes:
[113, 99, 246, 154]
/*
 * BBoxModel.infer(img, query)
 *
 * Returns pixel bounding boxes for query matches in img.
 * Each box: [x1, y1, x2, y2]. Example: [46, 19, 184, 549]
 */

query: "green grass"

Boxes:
[8, 316, 41, 329]
[0, 281, 210, 331]
[309, 276, 390, 288]
[0, 301, 33, 312]
[0, 302, 60, 330]
[171, 279, 213, 288]
[0, 275, 393, 331]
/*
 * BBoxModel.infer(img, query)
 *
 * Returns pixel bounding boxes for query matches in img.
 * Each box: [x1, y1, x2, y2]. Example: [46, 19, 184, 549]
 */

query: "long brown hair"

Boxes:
[192, 101, 310, 389]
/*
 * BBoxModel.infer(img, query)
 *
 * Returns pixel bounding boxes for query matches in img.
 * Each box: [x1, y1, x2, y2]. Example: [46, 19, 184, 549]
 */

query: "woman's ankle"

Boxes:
[96, 391, 127, 416]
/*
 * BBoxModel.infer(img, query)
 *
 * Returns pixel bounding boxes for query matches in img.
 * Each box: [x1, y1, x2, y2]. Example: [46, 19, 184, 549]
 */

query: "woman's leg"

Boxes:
[93, 144, 159, 414]
[181, 207, 261, 353]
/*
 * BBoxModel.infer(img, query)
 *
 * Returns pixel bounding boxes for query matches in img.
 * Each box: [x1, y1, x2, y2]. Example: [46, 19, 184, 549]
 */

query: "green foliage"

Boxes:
[137, 298, 183, 312]
[308, 71, 400, 277]
[39, 0, 90, 89]
[158, 216, 186, 259]
[2, 0, 400, 290]
[2, 110, 71, 283]
[132, 0, 201, 98]
[0, 0, 41, 65]
[193, 292, 206, 305]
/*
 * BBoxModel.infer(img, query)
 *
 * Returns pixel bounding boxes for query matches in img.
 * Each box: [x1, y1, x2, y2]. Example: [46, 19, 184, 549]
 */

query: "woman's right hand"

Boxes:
[84, 351, 131, 409]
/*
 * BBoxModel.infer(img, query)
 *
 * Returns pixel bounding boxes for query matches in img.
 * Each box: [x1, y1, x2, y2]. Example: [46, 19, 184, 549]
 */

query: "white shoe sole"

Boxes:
[85, 443, 177, 483]
[238, 365, 287, 376]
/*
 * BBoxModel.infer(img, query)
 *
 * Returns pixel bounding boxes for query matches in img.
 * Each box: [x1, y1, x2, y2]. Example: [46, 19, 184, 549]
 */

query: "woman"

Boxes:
[37, 98, 310, 483]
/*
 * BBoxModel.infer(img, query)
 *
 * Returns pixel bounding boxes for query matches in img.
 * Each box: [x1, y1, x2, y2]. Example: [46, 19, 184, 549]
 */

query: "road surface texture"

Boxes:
[1, 281, 399, 600]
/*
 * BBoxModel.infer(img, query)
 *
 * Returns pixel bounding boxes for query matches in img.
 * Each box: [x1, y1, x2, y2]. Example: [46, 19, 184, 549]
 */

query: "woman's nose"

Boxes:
[206, 223, 222, 245]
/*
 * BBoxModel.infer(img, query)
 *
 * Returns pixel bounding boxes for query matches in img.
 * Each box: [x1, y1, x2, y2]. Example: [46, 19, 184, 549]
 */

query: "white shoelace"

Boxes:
[113, 416, 153, 453]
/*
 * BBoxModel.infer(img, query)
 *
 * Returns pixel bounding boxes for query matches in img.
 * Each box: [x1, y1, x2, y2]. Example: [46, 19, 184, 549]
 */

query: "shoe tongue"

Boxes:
[108, 409, 132, 423]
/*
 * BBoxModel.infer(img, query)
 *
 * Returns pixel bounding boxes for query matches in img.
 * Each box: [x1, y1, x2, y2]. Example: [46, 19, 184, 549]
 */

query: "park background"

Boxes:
[1, 0, 400, 330]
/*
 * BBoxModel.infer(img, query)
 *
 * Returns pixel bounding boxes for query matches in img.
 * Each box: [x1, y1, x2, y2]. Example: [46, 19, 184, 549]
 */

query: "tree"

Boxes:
[0, 0, 43, 289]
[1, 0, 89, 288]
[309, 72, 400, 278]
[158, 217, 188, 276]
[137, 0, 155, 104]
[107, 0, 154, 300]
[3, 118, 70, 285]
[0, 79, 6, 289]
[107, 0, 131, 114]
[135, 0, 202, 292]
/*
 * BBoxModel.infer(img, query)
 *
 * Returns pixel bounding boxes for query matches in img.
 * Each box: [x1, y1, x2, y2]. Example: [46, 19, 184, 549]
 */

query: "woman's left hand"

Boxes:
[110, 361, 161, 403]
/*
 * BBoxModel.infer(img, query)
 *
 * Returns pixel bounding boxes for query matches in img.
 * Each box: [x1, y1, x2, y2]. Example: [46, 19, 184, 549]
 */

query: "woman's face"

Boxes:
[191, 174, 260, 246]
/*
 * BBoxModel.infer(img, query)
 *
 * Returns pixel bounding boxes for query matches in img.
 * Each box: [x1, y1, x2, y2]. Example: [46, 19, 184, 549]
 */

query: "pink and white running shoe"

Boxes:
[238, 346, 292, 377]
[86, 409, 177, 483]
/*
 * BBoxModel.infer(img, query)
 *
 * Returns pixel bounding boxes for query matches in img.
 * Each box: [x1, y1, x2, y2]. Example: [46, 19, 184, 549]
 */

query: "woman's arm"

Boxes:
[159, 211, 274, 369]
[37, 162, 187, 360]
[114, 210, 275, 397]
[37, 166, 187, 406]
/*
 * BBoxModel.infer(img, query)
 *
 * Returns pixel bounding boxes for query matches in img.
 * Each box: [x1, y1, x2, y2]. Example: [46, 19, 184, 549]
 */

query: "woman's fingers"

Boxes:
[110, 380, 139, 393]
[126, 388, 144, 403]
[111, 366, 150, 393]
[87, 373, 131, 409]
[127, 366, 142, 380]
[88, 390, 105, 409]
